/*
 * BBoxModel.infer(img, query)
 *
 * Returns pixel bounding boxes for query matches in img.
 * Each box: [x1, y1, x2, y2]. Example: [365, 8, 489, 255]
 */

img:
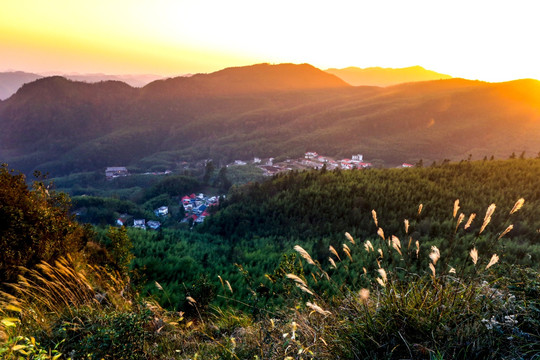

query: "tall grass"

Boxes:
[2, 200, 539, 359]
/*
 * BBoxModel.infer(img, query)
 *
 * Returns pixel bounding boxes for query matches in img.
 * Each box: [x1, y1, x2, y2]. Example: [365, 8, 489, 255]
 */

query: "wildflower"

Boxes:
[449, 267, 456, 274]
[404, 219, 409, 234]
[418, 203, 423, 215]
[377, 248, 383, 258]
[510, 198, 525, 214]
[415, 240, 420, 257]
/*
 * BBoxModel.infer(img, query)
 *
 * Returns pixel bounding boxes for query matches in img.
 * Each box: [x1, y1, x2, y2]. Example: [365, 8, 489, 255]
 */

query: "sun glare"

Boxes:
[1, 0, 539, 80]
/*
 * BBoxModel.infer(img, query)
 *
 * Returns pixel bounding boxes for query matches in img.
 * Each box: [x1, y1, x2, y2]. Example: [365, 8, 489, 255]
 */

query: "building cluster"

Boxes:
[116, 205, 169, 230]
[180, 193, 220, 224]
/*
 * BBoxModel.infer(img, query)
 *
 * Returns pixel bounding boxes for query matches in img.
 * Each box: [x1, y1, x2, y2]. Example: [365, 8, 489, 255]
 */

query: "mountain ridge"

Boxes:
[1, 63, 539, 176]
[325, 65, 453, 87]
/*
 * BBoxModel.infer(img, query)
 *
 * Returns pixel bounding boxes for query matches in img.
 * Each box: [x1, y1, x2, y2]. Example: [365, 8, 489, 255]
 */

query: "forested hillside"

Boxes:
[2, 160, 540, 359]
[1, 63, 539, 177]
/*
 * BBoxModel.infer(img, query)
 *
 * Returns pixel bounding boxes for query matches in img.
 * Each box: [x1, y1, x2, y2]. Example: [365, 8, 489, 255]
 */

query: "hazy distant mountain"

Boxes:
[0, 71, 163, 100]
[0, 71, 43, 100]
[61, 73, 164, 88]
[325, 66, 452, 86]
[1, 63, 539, 176]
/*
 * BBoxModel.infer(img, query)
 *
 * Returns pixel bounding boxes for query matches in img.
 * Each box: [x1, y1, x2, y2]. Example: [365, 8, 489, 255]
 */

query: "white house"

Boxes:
[155, 206, 169, 216]
[133, 219, 146, 229]
[351, 154, 363, 162]
[305, 152, 318, 159]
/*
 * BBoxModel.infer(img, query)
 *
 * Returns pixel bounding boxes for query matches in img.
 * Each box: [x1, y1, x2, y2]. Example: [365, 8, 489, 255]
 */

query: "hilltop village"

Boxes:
[232, 152, 412, 176]
[106, 152, 414, 229]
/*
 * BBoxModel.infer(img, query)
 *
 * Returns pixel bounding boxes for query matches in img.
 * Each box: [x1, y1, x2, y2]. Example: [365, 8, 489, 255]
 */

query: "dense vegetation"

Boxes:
[1, 160, 540, 359]
[1, 63, 540, 177]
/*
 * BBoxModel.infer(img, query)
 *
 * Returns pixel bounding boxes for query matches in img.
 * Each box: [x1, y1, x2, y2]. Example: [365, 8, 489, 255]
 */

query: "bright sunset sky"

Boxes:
[1, 0, 539, 82]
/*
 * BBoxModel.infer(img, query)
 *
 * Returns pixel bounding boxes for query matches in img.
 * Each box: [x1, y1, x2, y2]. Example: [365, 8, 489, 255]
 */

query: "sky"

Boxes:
[1, 0, 539, 82]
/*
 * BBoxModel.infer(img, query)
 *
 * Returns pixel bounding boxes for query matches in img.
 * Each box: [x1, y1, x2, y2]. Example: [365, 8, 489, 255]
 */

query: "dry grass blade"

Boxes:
[328, 257, 337, 269]
[429, 263, 436, 277]
[364, 240, 374, 252]
[345, 232, 355, 244]
[429, 246, 440, 265]
[329, 245, 341, 261]
[415, 240, 420, 258]
[418, 204, 423, 215]
[359, 288, 370, 303]
[479, 204, 496, 234]
[342, 244, 353, 261]
[510, 198, 525, 214]
[455, 213, 465, 232]
[377, 228, 385, 241]
[306, 302, 331, 316]
[298, 285, 314, 296]
[226, 280, 233, 293]
[464, 213, 476, 229]
[286, 274, 308, 288]
[377, 268, 387, 283]
[470, 248, 479, 265]
[453, 199, 460, 218]
[404, 219, 409, 234]
[372, 209, 378, 227]
[498, 224, 513, 240]
[294, 245, 316, 265]
[485, 254, 499, 270]
[391, 235, 402, 256]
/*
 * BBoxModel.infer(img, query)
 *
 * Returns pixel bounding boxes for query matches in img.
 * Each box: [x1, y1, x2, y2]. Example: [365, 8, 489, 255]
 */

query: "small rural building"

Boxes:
[155, 206, 169, 216]
[105, 167, 129, 179]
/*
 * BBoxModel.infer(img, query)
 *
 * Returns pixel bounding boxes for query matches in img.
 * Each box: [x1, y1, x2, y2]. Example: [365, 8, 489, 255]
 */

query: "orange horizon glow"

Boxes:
[1, 0, 540, 81]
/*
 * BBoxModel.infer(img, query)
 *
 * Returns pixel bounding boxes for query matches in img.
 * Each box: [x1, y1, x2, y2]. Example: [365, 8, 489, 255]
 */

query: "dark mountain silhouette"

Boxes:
[1, 63, 539, 176]
[325, 66, 452, 86]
